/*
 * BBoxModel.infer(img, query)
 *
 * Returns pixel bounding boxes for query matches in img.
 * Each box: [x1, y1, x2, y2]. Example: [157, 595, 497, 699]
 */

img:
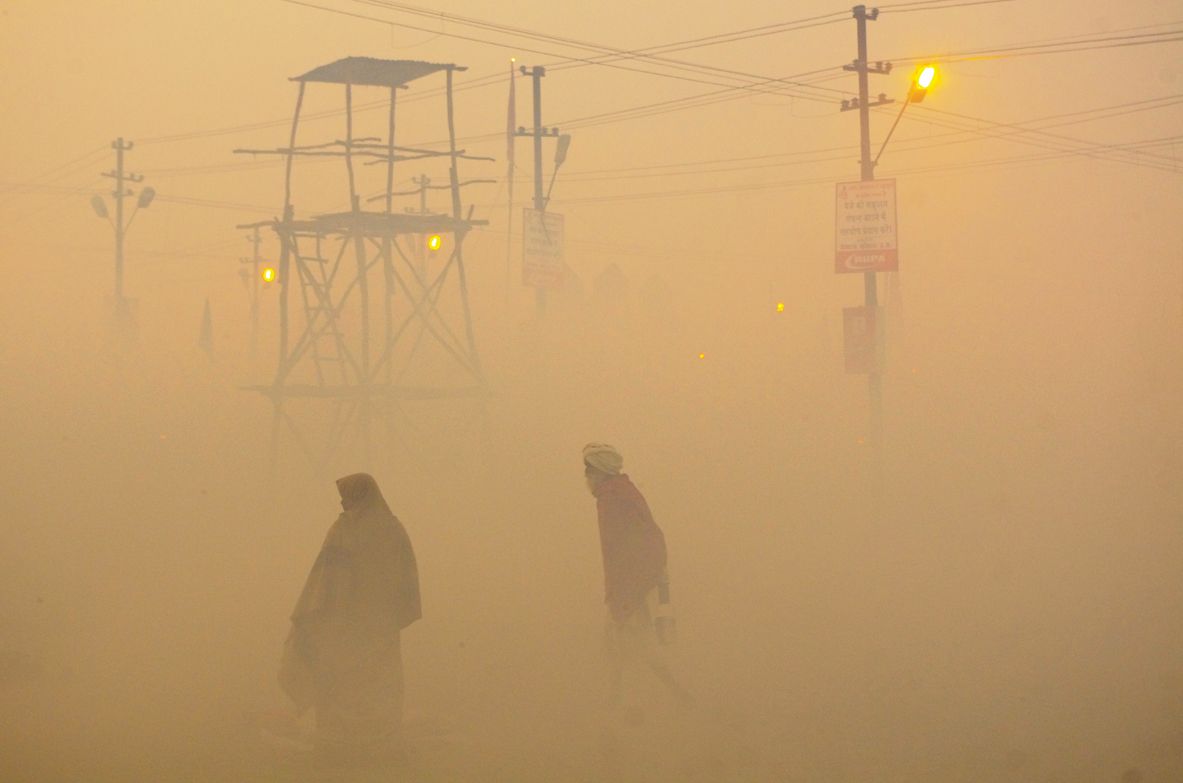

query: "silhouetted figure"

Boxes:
[279, 473, 421, 765]
[582, 443, 691, 714]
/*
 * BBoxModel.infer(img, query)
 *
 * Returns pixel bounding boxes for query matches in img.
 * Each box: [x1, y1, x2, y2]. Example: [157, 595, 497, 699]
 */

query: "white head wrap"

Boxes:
[582, 442, 623, 475]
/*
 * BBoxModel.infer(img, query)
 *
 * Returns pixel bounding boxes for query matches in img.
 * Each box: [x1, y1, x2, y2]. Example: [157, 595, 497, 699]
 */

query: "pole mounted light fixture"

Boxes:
[909, 64, 937, 103]
[874, 64, 940, 166]
[554, 134, 571, 167]
[136, 186, 156, 209]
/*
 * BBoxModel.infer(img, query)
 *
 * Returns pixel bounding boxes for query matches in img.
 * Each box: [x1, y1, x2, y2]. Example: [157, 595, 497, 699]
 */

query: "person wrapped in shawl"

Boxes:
[279, 473, 421, 761]
[583, 443, 692, 711]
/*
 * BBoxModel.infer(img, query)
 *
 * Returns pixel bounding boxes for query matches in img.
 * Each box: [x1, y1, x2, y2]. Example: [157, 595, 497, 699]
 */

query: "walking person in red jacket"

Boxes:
[583, 442, 692, 713]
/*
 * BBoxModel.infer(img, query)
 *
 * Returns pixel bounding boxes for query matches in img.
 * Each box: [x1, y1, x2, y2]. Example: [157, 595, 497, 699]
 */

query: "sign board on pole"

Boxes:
[522, 208, 564, 289]
[835, 179, 898, 274]
[843, 305, 885, 374]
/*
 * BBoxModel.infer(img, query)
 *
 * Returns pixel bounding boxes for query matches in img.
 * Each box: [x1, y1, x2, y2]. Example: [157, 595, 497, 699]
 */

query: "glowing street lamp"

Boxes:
[261, 266, 277, 283]
[874, 63, 939, 166]
[909, 64, 937, 103]
[426, 233, 443, 252]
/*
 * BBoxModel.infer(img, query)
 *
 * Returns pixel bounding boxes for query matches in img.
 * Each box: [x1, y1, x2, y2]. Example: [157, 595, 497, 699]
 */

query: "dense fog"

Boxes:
[2, 1, 1181, 781]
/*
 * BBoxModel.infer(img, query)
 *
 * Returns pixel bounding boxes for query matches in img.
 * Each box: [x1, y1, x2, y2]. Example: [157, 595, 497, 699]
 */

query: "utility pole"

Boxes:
[514, 65, 560, 317]
[843, 5, 893, 456]
[100, 137, 142, 333]
[413, 173, 430, 216]
[529, 65, 546, 317]
[240, 225, 262, 361]
[411, 173, 431, 278]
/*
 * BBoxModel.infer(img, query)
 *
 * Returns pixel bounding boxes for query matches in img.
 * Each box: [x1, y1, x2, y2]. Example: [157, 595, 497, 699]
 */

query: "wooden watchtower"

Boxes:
[235, 57, 491, 472]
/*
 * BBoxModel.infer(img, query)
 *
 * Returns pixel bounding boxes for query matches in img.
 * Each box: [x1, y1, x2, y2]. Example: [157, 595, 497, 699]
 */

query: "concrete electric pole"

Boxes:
[843, 5, 893, 456]
[95, 137, 153, 339]
[514, 65, 562, 317]
[240, 224, 263, 361]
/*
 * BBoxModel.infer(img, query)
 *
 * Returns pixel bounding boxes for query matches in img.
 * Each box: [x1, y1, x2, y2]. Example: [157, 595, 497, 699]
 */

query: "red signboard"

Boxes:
[835, 179, 898, 274]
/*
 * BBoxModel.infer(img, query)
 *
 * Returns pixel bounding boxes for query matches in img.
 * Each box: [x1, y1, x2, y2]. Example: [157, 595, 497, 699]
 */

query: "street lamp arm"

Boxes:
[542, 166, 559, 212]
[873, 96, 912, 168]
[123, 204, 142, 233]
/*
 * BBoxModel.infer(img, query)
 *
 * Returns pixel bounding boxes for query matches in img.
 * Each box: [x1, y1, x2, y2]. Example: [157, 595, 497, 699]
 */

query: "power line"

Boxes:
[543, 131, 1182, 207]
[282, 0, 847, 106]
[20, 145, 108, 181]
[543, 92, 1183, 182]
[125, 85, 1182, 207]
[351, 0, 852, 98]
[357, 0, 847, 57]
[457, 27, 1183, 151]
[35, 5, 1176, 217]
[0, 180, 102, 196]
[74, 77, 1183, 222]
[135, 4, 1179, 154]
[882, 0, 1018, 13]
[470, 225, 721, 264]
[0, 146, 108, 205]
[551, 86, 1182, 176]
[154, 194, 276, 214]
[138, 5, 843, 147]
[914, 95, 1183, 165]
[889, 28, 1183, 64]
[874, 94, 1183, 173]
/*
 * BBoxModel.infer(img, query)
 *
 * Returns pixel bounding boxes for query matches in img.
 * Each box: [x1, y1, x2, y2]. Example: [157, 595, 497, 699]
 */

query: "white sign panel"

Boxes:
[522, 208, 564, 289]
[835, 179, 898, 274]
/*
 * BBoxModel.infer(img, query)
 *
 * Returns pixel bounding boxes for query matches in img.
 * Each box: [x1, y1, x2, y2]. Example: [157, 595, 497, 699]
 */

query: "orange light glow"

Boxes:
[427, 234, 443, 252]
[776, 302, 785, 312]
[261, 266, 277, 283]
[698, 352, 705, 360]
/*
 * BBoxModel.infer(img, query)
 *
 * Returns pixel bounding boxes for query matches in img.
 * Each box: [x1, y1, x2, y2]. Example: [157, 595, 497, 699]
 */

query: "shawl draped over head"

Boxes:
[279, 473, 421, 713]
[583, 442, 623, 476]
[593, 473, 667, 623]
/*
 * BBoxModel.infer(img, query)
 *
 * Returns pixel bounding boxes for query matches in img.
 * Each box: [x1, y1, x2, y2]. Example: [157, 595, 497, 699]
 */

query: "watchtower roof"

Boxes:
[292, 57, 462, 88]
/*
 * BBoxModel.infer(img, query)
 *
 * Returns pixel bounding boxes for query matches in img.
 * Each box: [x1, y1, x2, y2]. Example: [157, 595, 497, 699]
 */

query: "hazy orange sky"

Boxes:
[2, 0, 1179, 351]
[1, 4, 1181, 780]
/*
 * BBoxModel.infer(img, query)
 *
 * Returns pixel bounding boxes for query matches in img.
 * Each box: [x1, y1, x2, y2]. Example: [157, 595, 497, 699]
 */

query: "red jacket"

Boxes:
[594, 474, 667, 622]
